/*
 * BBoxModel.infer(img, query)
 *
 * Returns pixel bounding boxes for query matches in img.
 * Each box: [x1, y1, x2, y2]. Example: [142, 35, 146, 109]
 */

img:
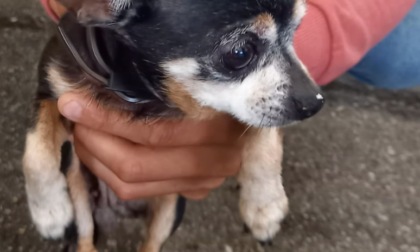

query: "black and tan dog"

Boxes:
[22, 0, 324, 251]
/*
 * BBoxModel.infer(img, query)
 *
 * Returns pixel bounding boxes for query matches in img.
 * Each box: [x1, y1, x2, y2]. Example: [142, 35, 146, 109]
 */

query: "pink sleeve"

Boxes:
[294, 0, 416, 85]
[40, 0, 59, 22]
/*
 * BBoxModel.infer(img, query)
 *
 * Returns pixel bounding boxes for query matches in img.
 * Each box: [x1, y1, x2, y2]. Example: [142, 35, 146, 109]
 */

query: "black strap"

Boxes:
[57, 13, 165, 104]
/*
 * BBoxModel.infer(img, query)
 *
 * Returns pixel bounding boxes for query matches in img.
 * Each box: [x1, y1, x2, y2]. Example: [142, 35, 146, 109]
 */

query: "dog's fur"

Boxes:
[22, 0, 324, 251]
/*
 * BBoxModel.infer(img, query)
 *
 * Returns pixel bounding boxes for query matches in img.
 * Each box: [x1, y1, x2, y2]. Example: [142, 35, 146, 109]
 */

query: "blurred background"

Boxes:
[0, 1, 419, 252]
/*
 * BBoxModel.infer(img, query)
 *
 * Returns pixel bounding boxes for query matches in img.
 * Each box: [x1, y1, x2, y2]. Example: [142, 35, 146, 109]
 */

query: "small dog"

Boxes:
[22, 0, 324, 251]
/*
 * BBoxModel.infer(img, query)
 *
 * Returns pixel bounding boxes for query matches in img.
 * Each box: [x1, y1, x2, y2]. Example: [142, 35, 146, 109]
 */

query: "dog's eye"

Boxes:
[222, 42, 255, 70]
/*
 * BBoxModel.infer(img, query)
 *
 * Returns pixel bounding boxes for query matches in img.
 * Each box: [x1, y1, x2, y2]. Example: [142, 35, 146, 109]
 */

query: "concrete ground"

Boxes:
[1, 1, 419, 252]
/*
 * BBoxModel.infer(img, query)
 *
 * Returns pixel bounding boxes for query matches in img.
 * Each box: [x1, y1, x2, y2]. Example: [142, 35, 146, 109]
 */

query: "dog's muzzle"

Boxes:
[283, 55, 325, 122]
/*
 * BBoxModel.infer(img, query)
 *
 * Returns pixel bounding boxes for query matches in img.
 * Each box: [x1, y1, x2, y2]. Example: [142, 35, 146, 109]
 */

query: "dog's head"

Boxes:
[64, 0, 324, 127]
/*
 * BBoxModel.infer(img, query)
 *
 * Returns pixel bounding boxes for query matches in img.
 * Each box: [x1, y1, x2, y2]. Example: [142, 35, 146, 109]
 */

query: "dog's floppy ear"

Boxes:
[58, 0, 132, 25]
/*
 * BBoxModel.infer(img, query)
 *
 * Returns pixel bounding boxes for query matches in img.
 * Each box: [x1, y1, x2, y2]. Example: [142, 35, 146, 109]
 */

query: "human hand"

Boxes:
[57, 92, 244, 201]
[49, 0, 68, 18]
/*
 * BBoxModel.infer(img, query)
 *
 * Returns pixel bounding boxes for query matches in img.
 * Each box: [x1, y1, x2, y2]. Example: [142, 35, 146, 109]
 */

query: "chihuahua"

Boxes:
[22, 0, 324, 251]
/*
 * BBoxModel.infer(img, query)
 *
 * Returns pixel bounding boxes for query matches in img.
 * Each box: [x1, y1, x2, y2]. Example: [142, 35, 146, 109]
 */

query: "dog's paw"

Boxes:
[27, 176, 74, 239]
[258, 240, 274, 247]
[30, 194, 74, 239]
[78, 248, 98, 252]
[240, 198, 288, 242]
[66, 242, 98, 252]
[77, 240, 98, 252]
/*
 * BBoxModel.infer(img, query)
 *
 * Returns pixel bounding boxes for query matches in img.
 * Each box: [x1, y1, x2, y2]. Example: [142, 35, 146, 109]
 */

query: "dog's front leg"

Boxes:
[140, 194, 186, 252]
[22, 100, 75, 239]
[238, 128, 288, 244]
[65, 141, 96, 252]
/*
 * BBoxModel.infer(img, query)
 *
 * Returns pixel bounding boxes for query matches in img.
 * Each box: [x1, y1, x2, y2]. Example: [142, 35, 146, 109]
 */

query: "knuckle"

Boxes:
[115, 185, 134, 201]
[90, 115, 108, 131]
[226, 169, 238, 177]
[191, 193, 208, 201]
[95, 121, 107, 131]
[228, 151, 242, 176]
[215, 178, 226, 188]
[147, 123, 174, 146]
[217, 148, 242, 177]
[117, 160, 141, 183]
[204, 178, 225, 190]
[182, 191, 210, 201]
[93, 111, 125, 133]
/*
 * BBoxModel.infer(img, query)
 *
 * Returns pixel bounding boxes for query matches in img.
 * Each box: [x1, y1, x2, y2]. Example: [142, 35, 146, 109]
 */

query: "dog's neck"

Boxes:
[58, 13, 166, 105]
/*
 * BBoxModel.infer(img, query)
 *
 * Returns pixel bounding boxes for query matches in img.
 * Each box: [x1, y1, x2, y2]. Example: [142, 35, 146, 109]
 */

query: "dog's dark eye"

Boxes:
[222, 42, 255, 70]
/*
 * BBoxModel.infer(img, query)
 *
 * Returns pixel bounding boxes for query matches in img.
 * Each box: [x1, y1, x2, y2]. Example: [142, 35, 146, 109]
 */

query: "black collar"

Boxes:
[57, 13, 165, 104]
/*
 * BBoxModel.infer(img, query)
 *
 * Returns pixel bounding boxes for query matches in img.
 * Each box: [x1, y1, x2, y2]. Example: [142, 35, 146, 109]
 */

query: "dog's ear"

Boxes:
[58, 0, 132, 25]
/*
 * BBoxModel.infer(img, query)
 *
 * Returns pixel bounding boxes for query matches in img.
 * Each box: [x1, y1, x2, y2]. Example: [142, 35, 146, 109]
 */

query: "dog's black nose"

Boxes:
[282, 52, 325, 122]
[292, 93, 325, 120]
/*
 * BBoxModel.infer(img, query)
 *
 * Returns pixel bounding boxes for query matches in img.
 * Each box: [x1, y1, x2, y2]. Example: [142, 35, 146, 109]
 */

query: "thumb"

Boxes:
[57, 92, 86, 122]
[58, 91, 117, 130]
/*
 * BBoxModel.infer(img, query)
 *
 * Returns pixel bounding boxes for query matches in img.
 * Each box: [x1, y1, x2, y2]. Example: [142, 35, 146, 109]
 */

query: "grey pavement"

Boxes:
[1, 1, 419, 252]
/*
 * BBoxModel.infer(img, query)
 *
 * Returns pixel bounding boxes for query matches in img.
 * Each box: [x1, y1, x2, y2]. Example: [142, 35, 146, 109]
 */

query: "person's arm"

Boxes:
[294, 0, 416, 85]
[40, 0, 66, 21]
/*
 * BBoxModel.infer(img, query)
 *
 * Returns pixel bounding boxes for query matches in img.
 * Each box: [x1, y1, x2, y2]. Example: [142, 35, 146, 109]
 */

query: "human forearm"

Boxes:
[294, 0, 416, 85]
[40, 0, 67, 21]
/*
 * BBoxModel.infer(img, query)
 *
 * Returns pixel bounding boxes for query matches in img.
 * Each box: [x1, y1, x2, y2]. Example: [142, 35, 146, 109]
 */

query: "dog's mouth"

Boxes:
[240, 85, 325, 128]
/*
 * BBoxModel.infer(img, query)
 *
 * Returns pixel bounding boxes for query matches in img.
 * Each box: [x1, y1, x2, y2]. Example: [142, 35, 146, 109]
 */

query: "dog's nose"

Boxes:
[282, 51, 325, 122]
[292, 93, 325, 120]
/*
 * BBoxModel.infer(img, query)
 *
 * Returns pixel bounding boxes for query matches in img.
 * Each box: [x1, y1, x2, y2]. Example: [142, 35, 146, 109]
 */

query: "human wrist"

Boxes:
[41, 0, 67, 22]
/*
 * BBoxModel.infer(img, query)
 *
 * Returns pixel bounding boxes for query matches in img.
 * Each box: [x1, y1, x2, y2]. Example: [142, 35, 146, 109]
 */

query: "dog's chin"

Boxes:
[239, 115, 299, 128]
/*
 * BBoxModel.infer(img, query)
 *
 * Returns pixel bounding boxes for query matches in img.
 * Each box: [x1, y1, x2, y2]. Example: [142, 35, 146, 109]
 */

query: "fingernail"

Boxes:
[61, 101, 83, 121]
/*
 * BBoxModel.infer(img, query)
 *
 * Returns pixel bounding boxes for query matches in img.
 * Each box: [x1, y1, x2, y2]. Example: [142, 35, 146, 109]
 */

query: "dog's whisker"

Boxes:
[239, 124, 253, 139]
[87, 93, 96, 107]
[258, 115, 266, 129]
[74, 76, 87, 86]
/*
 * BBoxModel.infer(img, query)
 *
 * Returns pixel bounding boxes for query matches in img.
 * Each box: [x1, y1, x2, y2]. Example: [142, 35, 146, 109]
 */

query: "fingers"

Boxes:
[49, 0, 68, 18]
[61, 91, 242, 201]
[74, 125, 241, 183]
[58, 92, 245, 146]
[181, 190, 211, 200]
[75, 141, 225, 201]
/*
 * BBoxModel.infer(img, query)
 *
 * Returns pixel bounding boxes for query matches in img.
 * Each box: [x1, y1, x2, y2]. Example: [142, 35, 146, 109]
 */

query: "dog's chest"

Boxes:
[82, 166, 148, 227]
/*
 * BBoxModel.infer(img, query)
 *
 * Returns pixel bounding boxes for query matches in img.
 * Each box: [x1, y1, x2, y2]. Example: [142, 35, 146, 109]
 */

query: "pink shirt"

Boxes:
[295, 0, 416, 85]
[40, 0, 60, 22]
[41, 0, 415, 85]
